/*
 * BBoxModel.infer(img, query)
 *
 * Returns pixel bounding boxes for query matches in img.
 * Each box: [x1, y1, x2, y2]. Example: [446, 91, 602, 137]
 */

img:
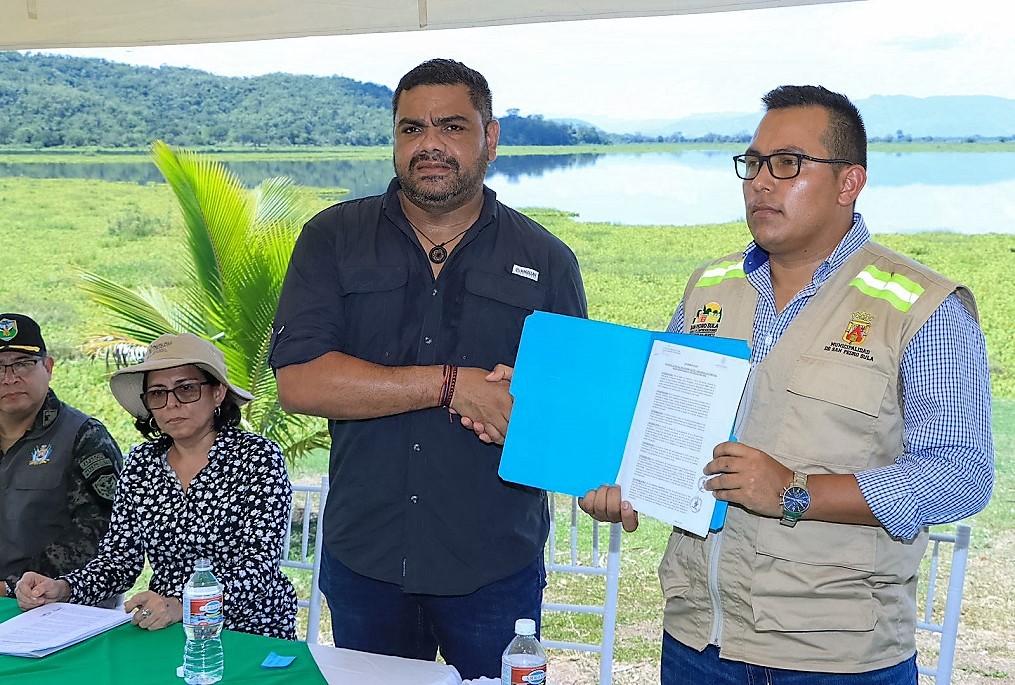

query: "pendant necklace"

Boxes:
[411, 222, 470, 264]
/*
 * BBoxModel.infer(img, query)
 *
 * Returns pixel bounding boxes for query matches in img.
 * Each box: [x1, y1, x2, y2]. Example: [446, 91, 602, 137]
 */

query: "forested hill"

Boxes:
[0, 52, 393, 147]
[0, 52, 608, 148]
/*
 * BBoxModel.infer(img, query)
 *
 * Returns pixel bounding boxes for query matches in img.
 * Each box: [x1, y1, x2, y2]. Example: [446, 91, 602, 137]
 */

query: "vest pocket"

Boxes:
[777, 355, 891, 470]
[751, 519, 877, 633]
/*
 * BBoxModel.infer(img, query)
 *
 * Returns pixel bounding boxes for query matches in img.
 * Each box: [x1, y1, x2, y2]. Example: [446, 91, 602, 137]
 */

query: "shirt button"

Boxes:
[410, 495, 418, 504]
[413, 443, 421, 452]
[765, 335, 772, 348]
[432, 289, 438, 296]
[424, 337, 432, 345]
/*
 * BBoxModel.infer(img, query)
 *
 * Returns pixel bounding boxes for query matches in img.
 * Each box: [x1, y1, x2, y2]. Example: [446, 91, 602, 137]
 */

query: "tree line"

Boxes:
[0, 52, 609, 148]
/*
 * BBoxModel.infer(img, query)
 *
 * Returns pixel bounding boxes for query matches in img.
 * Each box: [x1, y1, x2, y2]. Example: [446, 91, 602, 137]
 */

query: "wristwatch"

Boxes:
[780, 471, 810, 527]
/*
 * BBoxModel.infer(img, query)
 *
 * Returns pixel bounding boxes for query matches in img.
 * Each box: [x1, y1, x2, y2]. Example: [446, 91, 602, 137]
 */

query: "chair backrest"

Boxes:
[916, 523, 971, 685]
[282, 476, 329, 644]
[541, 494, 622, 685]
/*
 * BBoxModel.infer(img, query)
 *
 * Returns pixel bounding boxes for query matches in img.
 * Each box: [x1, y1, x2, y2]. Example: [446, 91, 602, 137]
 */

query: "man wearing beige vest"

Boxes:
[581, 85, 994, 684]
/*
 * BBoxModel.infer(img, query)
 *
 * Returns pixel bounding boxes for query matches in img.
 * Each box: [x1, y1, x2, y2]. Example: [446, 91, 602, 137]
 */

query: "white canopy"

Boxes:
[2, 0, 854, 50]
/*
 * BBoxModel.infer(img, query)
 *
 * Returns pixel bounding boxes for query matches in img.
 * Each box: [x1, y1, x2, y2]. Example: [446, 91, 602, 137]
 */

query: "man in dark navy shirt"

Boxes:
[271, 59, 586, 679]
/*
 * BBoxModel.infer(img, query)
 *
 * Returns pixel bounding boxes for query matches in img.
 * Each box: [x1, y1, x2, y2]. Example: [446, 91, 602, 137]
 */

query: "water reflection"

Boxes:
[1, 151, 1013, 233]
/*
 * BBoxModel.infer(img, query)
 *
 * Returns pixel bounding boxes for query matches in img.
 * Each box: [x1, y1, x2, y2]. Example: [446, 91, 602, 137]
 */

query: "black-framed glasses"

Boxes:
[734, 153, 856, 180]
[0, 358, 41, 378]
[141, 381, 212, 410]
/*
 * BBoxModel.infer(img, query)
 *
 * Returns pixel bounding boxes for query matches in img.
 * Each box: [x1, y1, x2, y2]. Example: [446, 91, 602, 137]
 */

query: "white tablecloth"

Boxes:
[308, 643, 463, 685]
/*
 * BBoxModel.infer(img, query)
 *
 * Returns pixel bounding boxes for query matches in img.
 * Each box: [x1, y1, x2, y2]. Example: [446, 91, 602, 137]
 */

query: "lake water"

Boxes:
[2, 151, 1013, 234]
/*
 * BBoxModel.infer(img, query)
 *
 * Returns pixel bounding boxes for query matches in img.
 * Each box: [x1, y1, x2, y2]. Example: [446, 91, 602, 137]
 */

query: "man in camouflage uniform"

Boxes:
[0, 313, 122, 600]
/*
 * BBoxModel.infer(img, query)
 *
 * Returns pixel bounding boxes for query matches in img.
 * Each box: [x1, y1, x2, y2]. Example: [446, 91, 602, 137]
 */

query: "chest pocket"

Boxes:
[775, 354, 891, 470]
[337, 266, 409, 362]
[458, 270, 548, 366]
[12, 463, 65, 490]
[6, 462, 69, 530]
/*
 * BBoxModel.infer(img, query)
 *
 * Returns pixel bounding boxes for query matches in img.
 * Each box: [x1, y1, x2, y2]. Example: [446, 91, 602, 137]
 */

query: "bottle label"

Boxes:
[185, 595, 223, 626]
[505, 664, 546, 685]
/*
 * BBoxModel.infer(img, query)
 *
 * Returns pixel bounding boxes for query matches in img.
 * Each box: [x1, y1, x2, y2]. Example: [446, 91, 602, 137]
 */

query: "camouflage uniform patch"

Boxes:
[92, 473, 117, 500]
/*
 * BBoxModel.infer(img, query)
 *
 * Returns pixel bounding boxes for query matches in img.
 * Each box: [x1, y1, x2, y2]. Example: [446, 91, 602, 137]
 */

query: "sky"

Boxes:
[38, 0, 1014, 128]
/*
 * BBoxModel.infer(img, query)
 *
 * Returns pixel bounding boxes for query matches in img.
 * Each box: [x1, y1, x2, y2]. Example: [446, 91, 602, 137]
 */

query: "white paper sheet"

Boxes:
[617, 340, 750, 536]
[0, 602, 131, 658]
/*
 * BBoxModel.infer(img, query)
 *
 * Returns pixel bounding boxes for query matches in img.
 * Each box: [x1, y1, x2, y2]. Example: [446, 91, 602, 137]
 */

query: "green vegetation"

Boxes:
[0, 52, 392, 147]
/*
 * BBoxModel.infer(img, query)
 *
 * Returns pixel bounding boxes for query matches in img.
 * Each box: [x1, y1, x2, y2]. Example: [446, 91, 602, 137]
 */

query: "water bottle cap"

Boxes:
[514, 618, 536, 636]
[194, 558, 212, 570]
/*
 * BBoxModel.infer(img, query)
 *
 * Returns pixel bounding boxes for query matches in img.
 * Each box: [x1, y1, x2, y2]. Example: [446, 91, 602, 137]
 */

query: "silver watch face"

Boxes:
[783, 486, 810, 514]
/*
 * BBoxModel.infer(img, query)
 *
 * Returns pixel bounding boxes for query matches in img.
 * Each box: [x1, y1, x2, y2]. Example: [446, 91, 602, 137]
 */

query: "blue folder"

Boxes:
[499, 311, 751, 532]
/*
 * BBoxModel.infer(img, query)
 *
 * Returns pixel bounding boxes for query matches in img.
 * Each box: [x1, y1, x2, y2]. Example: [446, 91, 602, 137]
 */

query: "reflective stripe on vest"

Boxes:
[695, 260, 746, 288]
[849, 265, 925, 312]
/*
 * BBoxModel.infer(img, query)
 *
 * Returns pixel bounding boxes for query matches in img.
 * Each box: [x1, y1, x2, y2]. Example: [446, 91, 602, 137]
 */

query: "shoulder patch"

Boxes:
[80, 453, 114, 479]
[92, 474, 118, 501]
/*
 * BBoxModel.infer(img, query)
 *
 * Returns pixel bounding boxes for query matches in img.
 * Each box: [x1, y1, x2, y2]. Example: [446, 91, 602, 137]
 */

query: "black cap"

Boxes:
[0, 314, 47, 356]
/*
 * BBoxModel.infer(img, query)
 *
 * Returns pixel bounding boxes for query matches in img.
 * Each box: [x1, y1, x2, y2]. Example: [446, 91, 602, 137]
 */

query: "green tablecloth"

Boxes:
[0, 598, 327, 684]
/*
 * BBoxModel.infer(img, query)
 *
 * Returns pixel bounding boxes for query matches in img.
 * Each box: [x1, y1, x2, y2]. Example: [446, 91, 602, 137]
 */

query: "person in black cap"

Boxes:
[0, 313, 123, 601]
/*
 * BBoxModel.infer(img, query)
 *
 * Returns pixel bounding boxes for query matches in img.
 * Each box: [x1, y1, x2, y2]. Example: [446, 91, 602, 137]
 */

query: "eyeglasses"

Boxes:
[0, 358, 42, 378]
[141, 381, 212, 410]
[734, 153, 856, 180]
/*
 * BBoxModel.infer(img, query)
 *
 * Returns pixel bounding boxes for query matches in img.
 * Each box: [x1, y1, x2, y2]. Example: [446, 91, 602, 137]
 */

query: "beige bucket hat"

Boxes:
[109, 332, 254, 419]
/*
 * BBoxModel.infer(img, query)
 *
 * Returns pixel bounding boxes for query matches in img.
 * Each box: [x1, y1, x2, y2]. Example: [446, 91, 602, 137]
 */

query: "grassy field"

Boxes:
[2, 172, 1013, 681]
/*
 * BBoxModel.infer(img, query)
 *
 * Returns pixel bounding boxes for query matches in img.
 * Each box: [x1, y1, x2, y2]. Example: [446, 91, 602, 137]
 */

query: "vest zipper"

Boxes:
[707, 529, 724, 645]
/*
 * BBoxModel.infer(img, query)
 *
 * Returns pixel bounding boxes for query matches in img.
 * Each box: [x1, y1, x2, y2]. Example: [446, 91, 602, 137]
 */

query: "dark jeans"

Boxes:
[661, 632, 918, 685]
[320, 546, 546, 681]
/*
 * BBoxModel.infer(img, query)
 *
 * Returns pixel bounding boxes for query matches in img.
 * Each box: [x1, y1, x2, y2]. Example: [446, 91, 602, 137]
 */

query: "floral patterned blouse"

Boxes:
[63, 426, 298, 639]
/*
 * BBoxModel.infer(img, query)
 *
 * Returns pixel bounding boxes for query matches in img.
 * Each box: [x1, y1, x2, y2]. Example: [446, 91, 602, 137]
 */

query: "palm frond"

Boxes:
[82, 143, 321, 462]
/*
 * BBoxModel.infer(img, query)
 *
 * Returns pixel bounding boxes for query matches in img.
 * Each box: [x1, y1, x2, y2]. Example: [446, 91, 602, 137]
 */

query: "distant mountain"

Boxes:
[584, 95, 1015, 139]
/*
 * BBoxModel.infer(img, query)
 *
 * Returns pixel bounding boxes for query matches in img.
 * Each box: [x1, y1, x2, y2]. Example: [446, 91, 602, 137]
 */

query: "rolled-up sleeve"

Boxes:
[856, 293, 994, 539]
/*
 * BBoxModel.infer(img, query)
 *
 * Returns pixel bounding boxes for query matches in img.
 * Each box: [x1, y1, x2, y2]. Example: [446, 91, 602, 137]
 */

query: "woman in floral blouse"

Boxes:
[15, 333, 298, 640]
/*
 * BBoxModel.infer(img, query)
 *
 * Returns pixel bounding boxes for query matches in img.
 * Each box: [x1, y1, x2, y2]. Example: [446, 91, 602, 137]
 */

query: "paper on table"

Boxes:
[0, 602, 131, 658]
[617, 339, 750, 536]
[308, 643, 462, 685]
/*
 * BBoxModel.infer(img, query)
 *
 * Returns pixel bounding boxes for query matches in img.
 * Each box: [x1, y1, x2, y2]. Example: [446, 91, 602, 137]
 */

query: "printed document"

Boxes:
[616, 340, 750, 535]
[0, 602, 131, 657]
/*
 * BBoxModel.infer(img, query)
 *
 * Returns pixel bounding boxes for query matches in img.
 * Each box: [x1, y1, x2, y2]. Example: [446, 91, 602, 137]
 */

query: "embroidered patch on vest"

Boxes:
[689, 301, 723, 337]
[29, 444, 52, 465]
[842, 311, 873, 345]
[824, 312, 877, 362]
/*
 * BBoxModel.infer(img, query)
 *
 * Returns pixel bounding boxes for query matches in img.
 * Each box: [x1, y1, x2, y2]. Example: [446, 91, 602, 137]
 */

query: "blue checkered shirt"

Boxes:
[668, 214, 994, 539]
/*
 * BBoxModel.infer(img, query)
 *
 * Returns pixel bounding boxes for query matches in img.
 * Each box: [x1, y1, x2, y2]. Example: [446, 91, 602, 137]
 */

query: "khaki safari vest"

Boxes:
[658, 241, 976, 672]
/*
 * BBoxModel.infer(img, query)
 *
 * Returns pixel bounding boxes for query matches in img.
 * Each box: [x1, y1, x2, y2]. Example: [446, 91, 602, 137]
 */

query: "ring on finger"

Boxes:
[139, 609, 152, 619]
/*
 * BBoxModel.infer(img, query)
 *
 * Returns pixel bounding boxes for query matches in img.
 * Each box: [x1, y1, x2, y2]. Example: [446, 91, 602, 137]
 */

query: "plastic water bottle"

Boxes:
[501, 618, 546, 685]
[182, 558, 225, 685]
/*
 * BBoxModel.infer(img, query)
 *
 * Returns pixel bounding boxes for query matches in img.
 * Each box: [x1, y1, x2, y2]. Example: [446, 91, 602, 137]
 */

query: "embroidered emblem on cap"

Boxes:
[0, 319, 16, 341]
